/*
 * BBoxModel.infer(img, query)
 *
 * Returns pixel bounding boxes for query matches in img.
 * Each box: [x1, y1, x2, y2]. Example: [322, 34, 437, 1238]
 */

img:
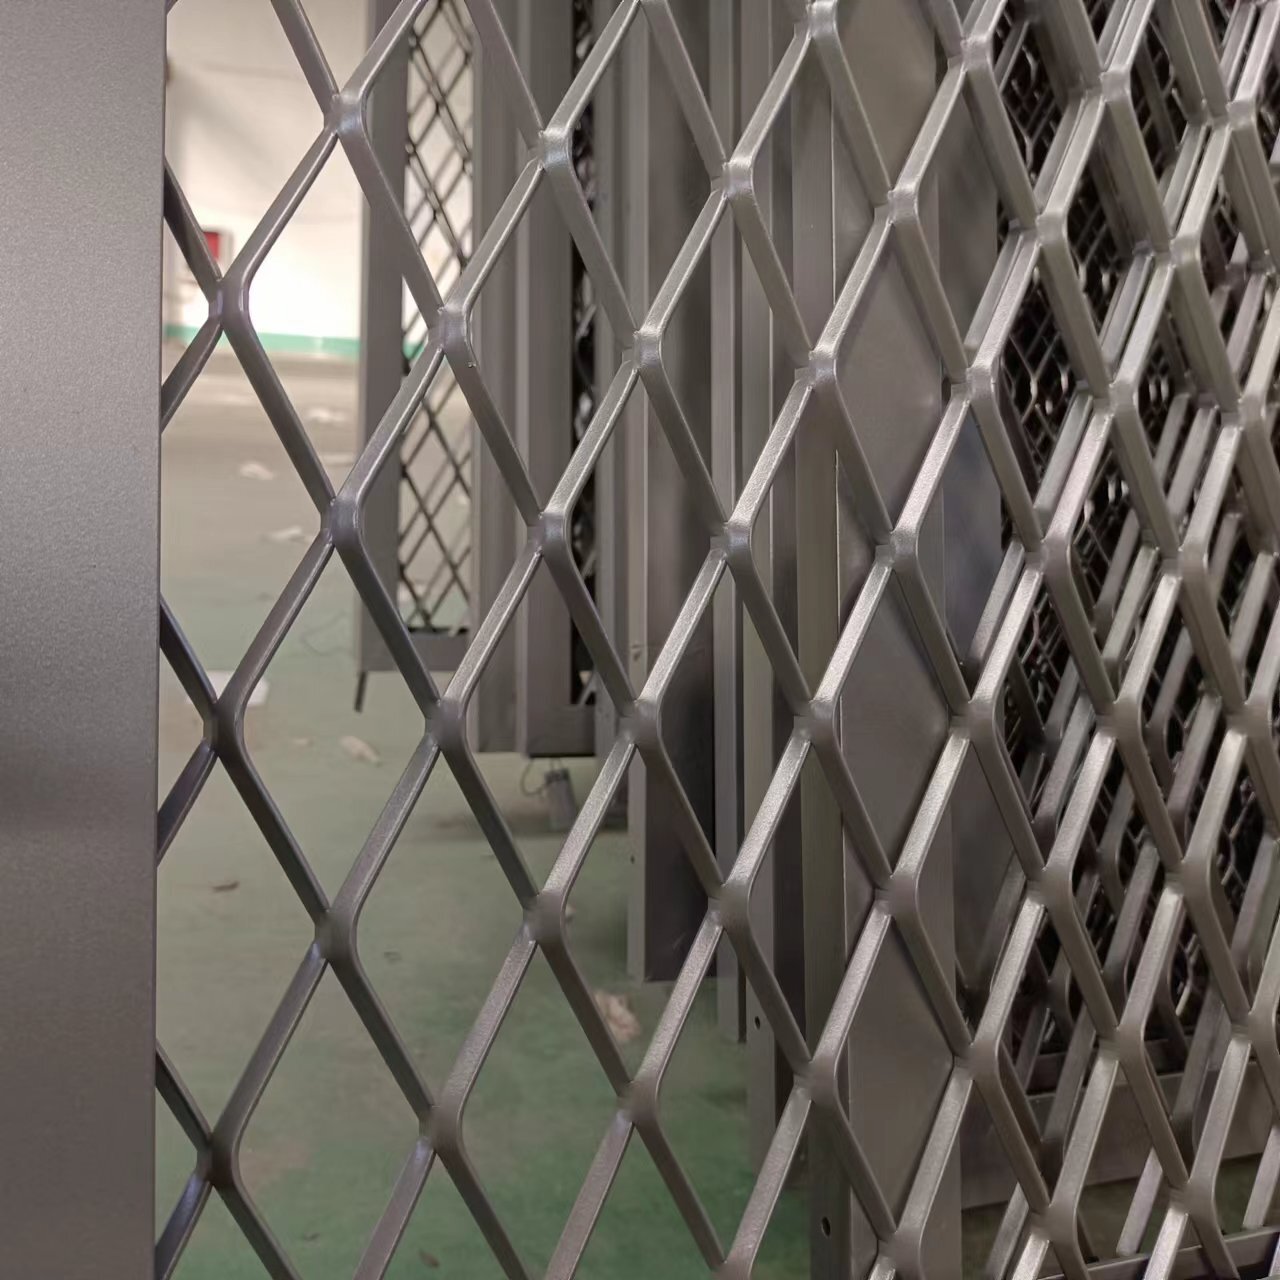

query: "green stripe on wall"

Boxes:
[163, 323, 361, 360]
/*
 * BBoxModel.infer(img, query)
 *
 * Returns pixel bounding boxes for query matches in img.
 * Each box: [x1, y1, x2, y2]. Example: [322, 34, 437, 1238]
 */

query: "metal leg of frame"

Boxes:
[470, 0, 519, 751]
[592, 0, 628, 763]
[514, 0, 591, 758]
[711, 0, 746, 1042]
[356, 0, 411, 681]
[0, 3, 163, 1272]
[790, 39, 857, 1278]
[623, 9, 716, 982]
[743, 0, 807, 1170]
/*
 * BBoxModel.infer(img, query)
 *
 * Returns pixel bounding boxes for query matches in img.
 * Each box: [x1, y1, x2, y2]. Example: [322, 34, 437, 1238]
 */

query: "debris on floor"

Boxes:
[339, 734, 381, 765]
[305, 407, 346, 429]
[266, 524, 307, 544]
[237, 460, 276, 481]
[210, 879, 240, 894]
[594, 990, 641, 1045]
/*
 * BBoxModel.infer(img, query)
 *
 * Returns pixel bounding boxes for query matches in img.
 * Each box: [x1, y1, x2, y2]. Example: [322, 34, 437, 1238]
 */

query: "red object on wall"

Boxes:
[203, 228, 225, 264]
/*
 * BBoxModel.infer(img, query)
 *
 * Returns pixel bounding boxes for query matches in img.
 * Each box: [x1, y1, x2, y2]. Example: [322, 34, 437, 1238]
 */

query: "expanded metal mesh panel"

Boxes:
[398, 0, 474, 635]
[158, 1, 1280, 1279]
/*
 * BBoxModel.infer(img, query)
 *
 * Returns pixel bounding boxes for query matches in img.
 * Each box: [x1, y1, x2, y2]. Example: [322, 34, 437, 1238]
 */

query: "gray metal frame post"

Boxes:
[0, 3, 163, 1273]
[790, 38, 855, 1277]
[513, 0, 590, 758]
[591, 0, 628, 762]
[357, 0, 413, 679]
[711, 0, 746, 1042]
[742, 0, 806, 1168]
[470, 0, 519, 750]
[623, 6, 717, 982]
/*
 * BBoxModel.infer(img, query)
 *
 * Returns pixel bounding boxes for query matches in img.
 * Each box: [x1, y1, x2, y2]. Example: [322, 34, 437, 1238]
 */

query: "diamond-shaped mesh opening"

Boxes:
[1206, 0, 1233, 46]
[390, 1168, 508, 1279]
[1261, 61, 1280, 161]
[1088, 774, 1166, 1008]
[1130, 8, 1192, 188]
[1216, 510, 1258, 639]
[459, 950, 623, 1275]
[1242, 559, 1280, 694]
[644, 957, 758, 1245]
[842, 587, 953, 858]
[240, 973, 417, 1275]
[835, 923, 953, 1209]
[1068, 164, 1127, 333]
[571, 1131, 719, 1277]
[399, 363, 473, 633]
[995, 7, 1068, 190]
[1087, 0, 1114, 40]
[1017, 583, 1074, 743]
[1201, 174, 1259, 354]
[935, 93, 1019, 341]
[1137, 323, 1194, 450]
[161, 353, 325, 670]
[1000, 275, 1087, 491]
[250, 557, 424, 898]
[1074, 439, 1132, 624]
[156, 764, 315, 1122]
[164, 0, 326, 237]
[166, 1186, 273, 1277]
[1225, 266, 1277, 385]
[356, 758, 528, 1089]
[1007, 905, 1081, 1067]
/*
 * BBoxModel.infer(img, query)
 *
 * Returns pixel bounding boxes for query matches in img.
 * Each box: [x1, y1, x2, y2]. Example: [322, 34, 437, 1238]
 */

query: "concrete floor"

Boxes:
[156, 351, 808, 1279]
[157, 351, 1261, 1278]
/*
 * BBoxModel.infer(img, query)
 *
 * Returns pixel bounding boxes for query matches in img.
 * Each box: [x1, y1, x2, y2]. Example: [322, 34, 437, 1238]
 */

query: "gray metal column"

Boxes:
[513, 0, 590, 757]
[790, 35, 855, 1277]
[711, 0, 746, 1042]
[591, 0, 628, 762]
[470, 0, 519, 750]
[0, 2, 163, 1273]
[624, 5, 716, 982]
[742, 0, 806, 1167]
[356, 0, 412, 679]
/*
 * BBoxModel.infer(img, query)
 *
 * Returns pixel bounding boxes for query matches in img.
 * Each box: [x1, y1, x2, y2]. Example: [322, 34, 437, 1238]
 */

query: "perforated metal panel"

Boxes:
[150, 0, 1280, 1278]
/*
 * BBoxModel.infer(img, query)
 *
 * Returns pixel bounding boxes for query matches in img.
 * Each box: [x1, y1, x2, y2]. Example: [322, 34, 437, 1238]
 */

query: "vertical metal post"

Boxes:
[742, 0, 806, 1167]
[357, 0, 410, 680]
[711, 0, 745, 1041]
[471, 0, 519, 750]
[790, 38, 855, 1278]
[514, 0, 591, 757]
[592, 0, 627, 761]
[0, 3, 163, 1273]
[624, 6, 716, 982]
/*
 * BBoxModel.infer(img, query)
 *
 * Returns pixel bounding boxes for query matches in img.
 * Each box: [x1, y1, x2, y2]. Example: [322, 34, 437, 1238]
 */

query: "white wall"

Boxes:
[164, 0, 368, 346]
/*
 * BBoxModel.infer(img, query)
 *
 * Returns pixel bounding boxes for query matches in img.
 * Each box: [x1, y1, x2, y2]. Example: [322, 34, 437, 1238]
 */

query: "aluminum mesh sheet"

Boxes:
[397, 0, 474, 636]
[158, 0, 1280, 1277]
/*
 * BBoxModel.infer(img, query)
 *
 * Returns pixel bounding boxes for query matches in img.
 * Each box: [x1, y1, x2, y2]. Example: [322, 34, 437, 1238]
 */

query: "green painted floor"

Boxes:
[158, 352, 1263, 1278]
